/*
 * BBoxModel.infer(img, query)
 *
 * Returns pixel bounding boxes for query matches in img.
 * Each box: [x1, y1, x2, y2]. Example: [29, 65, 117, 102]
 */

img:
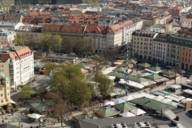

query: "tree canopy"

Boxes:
[50, 64, 91, 108]
[14, 32, 94, 56]
[95, 72, 113, 98]
[83, 0, 99, 5]
[20, 84, 33, 99]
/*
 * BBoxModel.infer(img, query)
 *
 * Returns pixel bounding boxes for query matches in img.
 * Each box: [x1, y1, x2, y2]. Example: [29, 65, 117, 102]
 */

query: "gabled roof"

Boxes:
[95, 107, 119, 118]
[41, 20, 134, 34]
[131, 97, 176, 113]
[115, 102, 137, 112]
[108, 20, 134, 33]
[0, 46, 32, 61]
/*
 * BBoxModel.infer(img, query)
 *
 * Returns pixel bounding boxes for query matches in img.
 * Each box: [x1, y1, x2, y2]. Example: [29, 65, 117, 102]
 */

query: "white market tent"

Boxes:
[102, 67, 116, 75]
[130, 108, 146, 116]
[104, 101, 115, 106]
[162, 109, 177, 120]
[108, 76, 116, 81]
[27, 113, 43, 120]
[112, 98, 126, 104]
[183, 89, 192, 95]
[120, 112, 136, 117]
[119, 79, 144, 89]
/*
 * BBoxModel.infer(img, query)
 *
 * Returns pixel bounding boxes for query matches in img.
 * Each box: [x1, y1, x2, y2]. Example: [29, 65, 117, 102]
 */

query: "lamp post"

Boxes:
[125, 28, 130, 95]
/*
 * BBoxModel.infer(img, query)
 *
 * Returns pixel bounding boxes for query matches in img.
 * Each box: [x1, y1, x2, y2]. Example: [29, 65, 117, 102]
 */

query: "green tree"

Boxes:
[40, 33, 63, 53]
[50, 64, 92, 108]
[20, 84, 33, 99]
[14, 33, 28, 46]
[15, 33, 23, 45]
[41, 33, 52, 53]
[46, 92, 69, 126]
[53, 34, 62, 50]
[84, 0, 99, 5]
[54, 99, 69, 126]
[67, 78, 91, 107]
[45, 62, 56, 74]
[95, 72, 113, 98]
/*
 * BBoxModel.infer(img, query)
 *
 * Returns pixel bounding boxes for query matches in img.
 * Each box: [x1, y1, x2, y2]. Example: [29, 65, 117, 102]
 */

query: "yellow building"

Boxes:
[186, 101, 192, 111]
[0, 76, 12, 107]
[0, 0, 15, 12]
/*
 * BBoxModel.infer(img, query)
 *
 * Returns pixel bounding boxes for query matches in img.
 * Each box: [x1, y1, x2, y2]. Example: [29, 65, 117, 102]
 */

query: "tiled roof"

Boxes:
[29, 11, 51, 17]
[0, 47, 32, 62]
[42, 23, 84, 33]
[22, 16, 52, 24]
[109, 20, 134, 32]
[41, 20, 133, 34]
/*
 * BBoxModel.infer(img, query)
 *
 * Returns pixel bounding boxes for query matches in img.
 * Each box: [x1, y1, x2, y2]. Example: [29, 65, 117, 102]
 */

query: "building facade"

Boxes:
[132, 30, 192, 70]
[0, 30, 16, 48]
[34, 20, 143, 52]
[0, 46, 34, 90]
[0, 0, 15, 11]
[0, 76, 12, 107]
[181, 14, 192, 29]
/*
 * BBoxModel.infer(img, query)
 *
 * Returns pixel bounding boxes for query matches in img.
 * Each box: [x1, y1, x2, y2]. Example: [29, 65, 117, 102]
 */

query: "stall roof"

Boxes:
[115, 102, 137, 112]
[119, 111, 136, 117]
[102, 67, 117, 75]
[119, 79, 144, 89]
[130, 97, 177, 113]
[27, 113, 43, 120]
[168, 84, 182, 89]
[95, 107, 119, 118]
[183, 89, 192, 95]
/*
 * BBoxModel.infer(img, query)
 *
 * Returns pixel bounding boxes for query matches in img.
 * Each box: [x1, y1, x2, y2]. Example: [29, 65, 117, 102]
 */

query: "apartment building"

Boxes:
[39, 20, 143, 52]
[0, 46, 34, 90]
[154, 13, 172, 25]
[132, 30, 192, 70]
[180, 13, 192, 29]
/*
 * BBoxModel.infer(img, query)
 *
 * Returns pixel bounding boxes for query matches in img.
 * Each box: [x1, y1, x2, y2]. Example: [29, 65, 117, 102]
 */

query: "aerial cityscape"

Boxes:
[0, 0, 192, 128]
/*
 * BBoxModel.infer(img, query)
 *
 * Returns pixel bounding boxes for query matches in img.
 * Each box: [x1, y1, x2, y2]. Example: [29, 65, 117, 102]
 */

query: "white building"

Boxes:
[0, 46, 34, 90]
[180, 14, 192, 28]
[0, 29, 16, 48]
[86, 20, 143, 53]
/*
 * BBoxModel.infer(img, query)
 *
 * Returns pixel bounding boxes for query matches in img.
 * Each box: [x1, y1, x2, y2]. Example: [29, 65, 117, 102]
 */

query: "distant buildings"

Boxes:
[15, 12, 143, 52]
[132, 30, 192, 70]
[41, 20, 143, 52]
[0, 46, 34, 90]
